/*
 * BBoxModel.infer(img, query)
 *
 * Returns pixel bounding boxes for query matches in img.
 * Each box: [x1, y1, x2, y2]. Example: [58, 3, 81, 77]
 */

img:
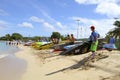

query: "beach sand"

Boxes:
[0, 45, 120, 80]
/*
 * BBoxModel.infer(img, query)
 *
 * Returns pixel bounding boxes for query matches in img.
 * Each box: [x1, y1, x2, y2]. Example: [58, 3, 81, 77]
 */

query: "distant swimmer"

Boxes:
[9, 41, 11, 45]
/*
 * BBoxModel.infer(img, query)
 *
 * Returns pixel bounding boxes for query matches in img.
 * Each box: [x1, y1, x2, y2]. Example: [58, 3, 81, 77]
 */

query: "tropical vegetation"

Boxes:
[0, 32, 66, 42]
[106, 20, 120, 49]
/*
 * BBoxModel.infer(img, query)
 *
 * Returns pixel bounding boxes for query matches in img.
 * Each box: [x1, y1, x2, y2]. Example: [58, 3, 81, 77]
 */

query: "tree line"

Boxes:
[0, 33, 23, 41]
[0, 33, 43, 42]
[0, 32, 67, 42]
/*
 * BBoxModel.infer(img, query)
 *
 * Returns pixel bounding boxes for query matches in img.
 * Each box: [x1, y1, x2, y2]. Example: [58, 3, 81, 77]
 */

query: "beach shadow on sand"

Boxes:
[46, 55, 93, 76]
[46, 54, 112, 76]
[0, 54, 27, 80]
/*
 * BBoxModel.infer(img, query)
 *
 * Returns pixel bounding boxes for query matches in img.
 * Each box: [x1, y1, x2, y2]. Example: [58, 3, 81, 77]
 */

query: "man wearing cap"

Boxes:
[90, 26, 99, 59]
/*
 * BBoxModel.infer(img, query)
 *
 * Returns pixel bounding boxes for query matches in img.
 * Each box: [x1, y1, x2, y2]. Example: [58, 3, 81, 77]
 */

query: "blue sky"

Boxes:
[0, 0, 120, 38]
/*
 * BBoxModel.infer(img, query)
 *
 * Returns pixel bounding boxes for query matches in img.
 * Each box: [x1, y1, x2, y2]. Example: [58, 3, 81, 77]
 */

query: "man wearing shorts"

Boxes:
[90, 26, 99, 59]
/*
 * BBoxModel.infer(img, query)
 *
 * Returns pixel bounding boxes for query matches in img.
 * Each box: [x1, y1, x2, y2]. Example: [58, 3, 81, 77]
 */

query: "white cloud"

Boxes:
[75, 0, 118, 5]
[0, 9, 8, 16]
[30, 16, 44, 23]
[29, 16, 66, 31]
[37, 10, 66, 29]
[0, 20, 8, 29]
[18, 22, 33, 28]
[43, 22, 55, 30]
[95, 2, 120, 17]
[56, 22, 65, 29]
[29, 16, 56, 31]
[75, 0, 120, 17]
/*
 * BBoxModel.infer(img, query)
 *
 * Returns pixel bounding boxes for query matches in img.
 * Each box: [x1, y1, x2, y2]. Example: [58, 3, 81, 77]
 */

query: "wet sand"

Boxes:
[1, 45, 120, 80]
[0, 52, 27, 80]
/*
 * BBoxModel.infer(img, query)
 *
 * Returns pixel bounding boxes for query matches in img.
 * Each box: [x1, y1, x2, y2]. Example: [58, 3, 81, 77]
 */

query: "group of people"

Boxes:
[66, 34, 75, 45]
[6, 40, 19, 46]
[52, 25, 116, 60]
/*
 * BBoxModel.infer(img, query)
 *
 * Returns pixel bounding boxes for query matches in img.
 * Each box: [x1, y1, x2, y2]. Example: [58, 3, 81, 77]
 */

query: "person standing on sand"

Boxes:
[70, 34, 75, 44]
[108, 36, 117, 50]
[66, 34, 75, 45]
[66, 34, 70, 42]
[90, 26, 99, 59]
[109, 36, 115, 44]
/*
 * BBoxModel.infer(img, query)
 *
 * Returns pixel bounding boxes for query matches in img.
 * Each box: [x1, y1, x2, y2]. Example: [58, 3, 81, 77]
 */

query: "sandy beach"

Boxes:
[0, 45, 120, 80]
[1, 0, 120, 80]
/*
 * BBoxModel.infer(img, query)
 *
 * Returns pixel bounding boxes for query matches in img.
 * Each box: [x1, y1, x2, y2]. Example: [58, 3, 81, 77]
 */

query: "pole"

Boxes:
[76, 19, 80, 39]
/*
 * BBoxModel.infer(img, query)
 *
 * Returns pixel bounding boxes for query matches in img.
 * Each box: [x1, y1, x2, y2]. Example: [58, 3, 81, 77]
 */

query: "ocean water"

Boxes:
[0, 41, 19, 55]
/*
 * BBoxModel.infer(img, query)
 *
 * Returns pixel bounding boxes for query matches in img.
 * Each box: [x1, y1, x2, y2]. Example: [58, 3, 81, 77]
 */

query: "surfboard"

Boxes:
[60, 42, 91, 55]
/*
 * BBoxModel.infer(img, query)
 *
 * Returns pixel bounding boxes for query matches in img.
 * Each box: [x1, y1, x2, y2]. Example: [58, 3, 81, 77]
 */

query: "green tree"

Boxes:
[32, 36, 41, 41]
[0, 36, 6, 40]
[114, 20, 120, 27]
[107, 20, 120, 38]
[51, 32, 61, 39]
[5, 34, 11, 40]
[11, 33, 23, 40]
[23, 37, 31, 42]
[60, 35, 66, 40]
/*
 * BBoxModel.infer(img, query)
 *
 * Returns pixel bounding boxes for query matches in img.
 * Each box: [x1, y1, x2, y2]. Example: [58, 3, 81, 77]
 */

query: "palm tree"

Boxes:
[107, 20, 120, 38]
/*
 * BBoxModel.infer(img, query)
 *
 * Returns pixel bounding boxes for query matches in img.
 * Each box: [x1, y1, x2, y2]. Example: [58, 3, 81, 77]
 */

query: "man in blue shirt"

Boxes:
[90, 26, 99, 60]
